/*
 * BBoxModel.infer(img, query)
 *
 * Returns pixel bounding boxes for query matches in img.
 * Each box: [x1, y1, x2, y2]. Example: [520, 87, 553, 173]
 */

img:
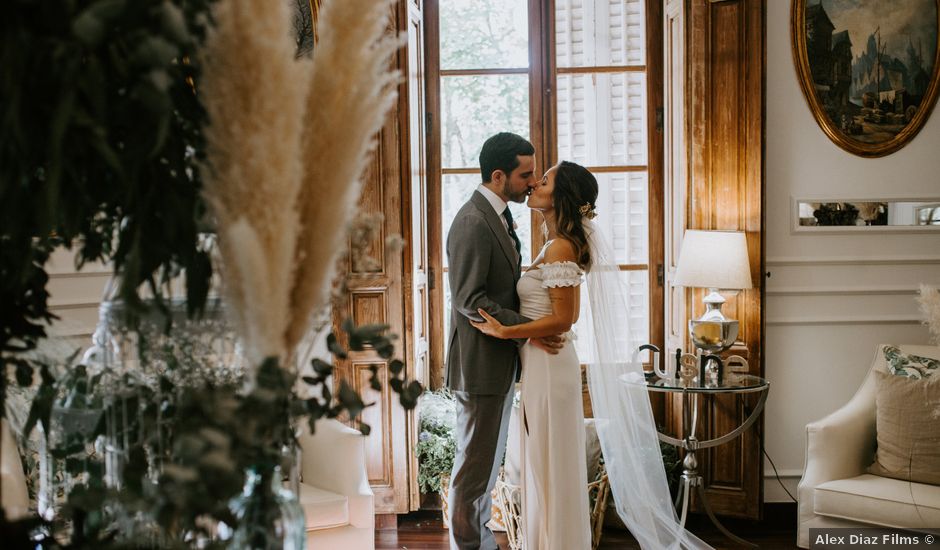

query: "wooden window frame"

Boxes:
[424, 0, 665, 387]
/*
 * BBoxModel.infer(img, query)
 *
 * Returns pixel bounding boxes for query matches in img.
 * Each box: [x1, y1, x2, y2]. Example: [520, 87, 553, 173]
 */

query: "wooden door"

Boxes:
[401, 0, 431, 510]
[680, 0, 766, 520]
[332, 0, 424, 517]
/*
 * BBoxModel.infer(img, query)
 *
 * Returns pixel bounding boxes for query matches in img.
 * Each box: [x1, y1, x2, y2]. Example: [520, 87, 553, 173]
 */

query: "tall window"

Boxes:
[555, 0, 651, 361]
[439, 0, 534, 348]
[434, 0, 657, 365]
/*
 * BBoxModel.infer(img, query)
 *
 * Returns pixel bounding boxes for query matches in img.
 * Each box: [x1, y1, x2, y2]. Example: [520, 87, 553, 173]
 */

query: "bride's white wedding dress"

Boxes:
[517, 245, 592, 550]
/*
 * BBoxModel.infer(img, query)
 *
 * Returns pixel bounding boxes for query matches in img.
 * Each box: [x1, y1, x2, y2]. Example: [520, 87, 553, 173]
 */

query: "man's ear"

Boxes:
[490, 169, 506, 185]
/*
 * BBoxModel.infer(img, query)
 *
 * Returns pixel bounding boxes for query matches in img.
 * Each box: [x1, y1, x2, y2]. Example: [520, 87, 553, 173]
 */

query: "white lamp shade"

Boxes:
[673, 230, 753, 290]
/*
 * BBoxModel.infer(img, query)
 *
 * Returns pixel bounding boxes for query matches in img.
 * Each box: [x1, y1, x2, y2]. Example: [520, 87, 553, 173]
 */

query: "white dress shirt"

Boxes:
[477, 184, 511, 232]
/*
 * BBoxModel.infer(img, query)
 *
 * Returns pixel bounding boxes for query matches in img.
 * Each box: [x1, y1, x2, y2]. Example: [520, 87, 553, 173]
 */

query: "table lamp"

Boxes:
[673, 230, 753, 353]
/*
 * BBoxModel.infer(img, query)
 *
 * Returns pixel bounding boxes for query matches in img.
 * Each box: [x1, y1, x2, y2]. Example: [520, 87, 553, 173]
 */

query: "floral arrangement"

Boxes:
[3, 0, 424, 545]
[917, 284, 940, 347]
[416, 389, 458, 494]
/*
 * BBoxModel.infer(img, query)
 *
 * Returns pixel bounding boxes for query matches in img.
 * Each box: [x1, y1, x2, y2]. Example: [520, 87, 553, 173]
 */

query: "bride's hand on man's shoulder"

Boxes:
[470, 308, 506, 338]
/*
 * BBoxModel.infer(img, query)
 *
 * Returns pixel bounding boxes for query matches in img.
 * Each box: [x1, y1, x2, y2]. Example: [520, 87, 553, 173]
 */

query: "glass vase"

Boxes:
[229, 465, 306, 550]
[37, 366, 103, 522]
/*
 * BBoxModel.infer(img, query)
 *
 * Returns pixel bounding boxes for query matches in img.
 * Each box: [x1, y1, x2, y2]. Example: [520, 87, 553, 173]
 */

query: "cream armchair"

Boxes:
[797, 344, 940, 548]
[297, 419, 375, 549]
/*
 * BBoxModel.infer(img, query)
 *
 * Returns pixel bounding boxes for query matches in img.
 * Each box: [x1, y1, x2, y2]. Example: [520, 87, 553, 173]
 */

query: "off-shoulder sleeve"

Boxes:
[538, 261, 584, 288]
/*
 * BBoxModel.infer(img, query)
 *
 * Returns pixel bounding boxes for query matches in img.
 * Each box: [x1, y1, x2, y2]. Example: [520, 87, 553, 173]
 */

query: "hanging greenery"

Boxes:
[0, 0, 216, 367]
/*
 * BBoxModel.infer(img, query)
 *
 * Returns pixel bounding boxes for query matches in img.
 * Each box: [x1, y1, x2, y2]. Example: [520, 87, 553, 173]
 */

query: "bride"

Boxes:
[471, 161, 710, 550]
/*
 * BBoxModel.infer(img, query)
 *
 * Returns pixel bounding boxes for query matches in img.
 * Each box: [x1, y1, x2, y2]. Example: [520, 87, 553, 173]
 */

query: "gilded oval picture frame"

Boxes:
[792, 0, 940, 157]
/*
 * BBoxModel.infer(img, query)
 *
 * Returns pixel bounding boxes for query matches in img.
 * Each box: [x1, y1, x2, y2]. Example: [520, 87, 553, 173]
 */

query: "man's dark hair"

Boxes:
[479, 132, 535, 183]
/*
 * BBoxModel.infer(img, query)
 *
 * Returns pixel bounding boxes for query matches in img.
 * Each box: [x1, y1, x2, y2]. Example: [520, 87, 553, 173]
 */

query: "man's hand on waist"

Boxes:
[528, 334, 565, 355]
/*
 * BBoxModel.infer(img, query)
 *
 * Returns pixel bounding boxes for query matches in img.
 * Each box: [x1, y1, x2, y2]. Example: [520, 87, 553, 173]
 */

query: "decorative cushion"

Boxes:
[883, 345, 940, 379]
[867, 371, 940, 486]
[815, 474, 940, 529]
[298, 482, 349, 531]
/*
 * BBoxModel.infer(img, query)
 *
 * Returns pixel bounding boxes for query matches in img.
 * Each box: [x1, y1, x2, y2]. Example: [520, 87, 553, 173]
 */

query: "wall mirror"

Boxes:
[792, 197, 940, 232]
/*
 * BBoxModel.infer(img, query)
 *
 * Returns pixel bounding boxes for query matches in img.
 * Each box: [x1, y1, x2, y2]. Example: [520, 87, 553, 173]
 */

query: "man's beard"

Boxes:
[502, 181, 527, 203]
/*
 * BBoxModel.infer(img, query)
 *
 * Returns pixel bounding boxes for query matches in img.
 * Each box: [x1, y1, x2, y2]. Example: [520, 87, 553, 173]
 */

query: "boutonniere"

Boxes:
[513, 221, 518, 230]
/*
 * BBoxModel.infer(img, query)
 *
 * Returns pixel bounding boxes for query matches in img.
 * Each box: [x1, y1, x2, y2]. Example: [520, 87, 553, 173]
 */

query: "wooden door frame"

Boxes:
[682, 0, 766, 519]
[424, 0, 667, 386]
[424, 0, 445, 389]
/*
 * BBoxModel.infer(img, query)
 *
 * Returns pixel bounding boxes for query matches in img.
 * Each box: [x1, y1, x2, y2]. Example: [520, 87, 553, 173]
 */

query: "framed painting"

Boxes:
[792, 0, 940, 157]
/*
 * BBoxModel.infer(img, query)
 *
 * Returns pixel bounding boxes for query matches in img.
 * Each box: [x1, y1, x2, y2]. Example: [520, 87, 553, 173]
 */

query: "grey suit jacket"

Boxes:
[445, 191, 529, 395]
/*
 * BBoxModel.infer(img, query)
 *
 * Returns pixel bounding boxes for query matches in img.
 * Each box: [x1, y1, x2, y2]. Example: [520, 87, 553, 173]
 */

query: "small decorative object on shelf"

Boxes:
[672, 230, 753, 386]
[917, 284, 940, 346]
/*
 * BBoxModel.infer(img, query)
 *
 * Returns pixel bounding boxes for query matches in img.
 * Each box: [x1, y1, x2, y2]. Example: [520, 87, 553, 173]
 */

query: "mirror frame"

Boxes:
[791, 196, 940, 233]
[791, 0, 940, 157]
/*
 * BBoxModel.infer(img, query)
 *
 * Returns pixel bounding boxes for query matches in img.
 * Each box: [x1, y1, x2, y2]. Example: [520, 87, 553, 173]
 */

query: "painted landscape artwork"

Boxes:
[794, 0, 940, 156]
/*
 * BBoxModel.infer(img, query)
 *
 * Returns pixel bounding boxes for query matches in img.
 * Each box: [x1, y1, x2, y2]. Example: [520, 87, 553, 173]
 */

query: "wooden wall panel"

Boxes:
[355, 153, 387, 275]
[352, 361, 392, 485]
[352, 291, 387, 326]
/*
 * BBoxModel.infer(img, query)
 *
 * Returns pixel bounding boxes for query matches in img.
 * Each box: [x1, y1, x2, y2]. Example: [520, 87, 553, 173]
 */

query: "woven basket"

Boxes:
[438, 472, 508, 532]
[439, 473, 451, 527]
[493, 466, 609, 550]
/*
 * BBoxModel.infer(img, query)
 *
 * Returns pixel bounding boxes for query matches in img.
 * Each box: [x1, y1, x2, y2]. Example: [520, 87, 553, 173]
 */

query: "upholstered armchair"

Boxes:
[298, 419, 375, 549]
[797, 344, 940, 548]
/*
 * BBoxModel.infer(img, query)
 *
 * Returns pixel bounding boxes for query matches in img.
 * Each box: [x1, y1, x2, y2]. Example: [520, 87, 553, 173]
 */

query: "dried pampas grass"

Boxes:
[917, 284, 940, 346]
[199, 0, 398, 366]
[200, 0, 310, 365]
[285, 0, 400, 350]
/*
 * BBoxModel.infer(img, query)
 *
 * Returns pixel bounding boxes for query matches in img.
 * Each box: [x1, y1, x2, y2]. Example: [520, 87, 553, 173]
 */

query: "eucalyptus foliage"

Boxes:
[22, 321, 420, 548]
[415, 389, 457, 494]
[0, 0, 215, 368]
[1, 1, 215, 543]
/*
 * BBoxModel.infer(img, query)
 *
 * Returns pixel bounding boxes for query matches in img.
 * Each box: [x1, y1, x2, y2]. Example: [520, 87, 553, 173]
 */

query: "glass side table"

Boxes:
[623, 373, 769, 548]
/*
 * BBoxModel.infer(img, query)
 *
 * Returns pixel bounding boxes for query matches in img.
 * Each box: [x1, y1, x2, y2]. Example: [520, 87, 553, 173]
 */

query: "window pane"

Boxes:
[442, 75, 530, 168]
[574, 270, 649, 364]
[441, 174, 534, 367]
[441, 174, 533, 269]
[555, 0, 646, 68]
[557, 72, 648, 166]
[440, 0, 528, 70]
[593, 172, 648, 265]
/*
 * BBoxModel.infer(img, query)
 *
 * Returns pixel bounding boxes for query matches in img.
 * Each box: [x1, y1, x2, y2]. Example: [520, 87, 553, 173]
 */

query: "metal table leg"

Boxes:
[668, 389, 763, 548]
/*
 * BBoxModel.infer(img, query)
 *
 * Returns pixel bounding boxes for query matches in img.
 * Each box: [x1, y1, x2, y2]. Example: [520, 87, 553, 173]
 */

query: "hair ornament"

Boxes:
[579, 202, 597, 220]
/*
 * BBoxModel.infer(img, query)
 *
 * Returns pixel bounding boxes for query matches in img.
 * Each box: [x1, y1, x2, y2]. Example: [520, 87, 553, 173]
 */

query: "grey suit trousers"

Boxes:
[448, 389, 515, 550]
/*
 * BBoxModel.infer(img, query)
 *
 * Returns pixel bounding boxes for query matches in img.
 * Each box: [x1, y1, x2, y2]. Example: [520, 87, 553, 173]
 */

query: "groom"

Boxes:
[446, 132, 561, 550]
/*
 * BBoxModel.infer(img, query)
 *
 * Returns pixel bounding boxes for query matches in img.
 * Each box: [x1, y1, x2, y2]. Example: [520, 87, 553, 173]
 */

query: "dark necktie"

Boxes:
[502, 208, 521, 266]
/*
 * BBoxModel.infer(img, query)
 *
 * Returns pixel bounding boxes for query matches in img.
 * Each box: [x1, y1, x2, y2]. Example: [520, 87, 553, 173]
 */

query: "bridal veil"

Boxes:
[582, 219, 711, 550]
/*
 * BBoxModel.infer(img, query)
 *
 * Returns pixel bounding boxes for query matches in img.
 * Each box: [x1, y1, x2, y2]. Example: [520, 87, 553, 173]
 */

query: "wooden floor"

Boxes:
[376, 504, 799, 549]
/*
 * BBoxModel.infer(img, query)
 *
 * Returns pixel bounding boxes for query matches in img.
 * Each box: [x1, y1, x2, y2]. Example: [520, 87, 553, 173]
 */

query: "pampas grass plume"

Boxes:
[200, 0, 311, 364]
[285, 0, 400, 350]
[199, 0, 399, 365]
[917, 284, 940, 347]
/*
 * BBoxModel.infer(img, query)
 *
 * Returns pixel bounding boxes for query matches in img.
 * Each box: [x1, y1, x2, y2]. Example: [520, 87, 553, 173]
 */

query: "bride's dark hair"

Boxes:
[552, 161, 599, 271]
